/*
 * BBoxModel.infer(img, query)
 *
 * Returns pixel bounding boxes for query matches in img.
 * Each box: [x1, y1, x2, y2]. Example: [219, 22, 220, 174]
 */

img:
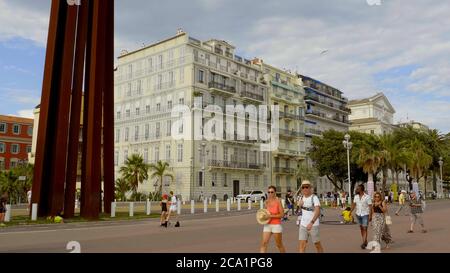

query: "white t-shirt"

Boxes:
[300, 195, 321, 228]
[27, 191, 32, 203]
[353, 194, 372, 217]
[170, 196, 177, 210]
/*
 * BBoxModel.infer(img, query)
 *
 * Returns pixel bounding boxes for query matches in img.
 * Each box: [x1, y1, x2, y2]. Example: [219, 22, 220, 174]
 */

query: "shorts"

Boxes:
[299, 226, 321, 243]
[0, 208, 5, 213]
[263, 224, 283, 234]
[357, 215, 369, 227]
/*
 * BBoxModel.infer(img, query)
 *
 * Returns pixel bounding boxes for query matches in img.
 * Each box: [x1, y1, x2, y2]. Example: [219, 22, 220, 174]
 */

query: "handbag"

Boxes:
[385, 215, 392, 225]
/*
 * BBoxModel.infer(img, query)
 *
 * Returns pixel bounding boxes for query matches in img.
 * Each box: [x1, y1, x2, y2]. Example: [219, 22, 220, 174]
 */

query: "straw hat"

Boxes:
[256, 209, 271, 225]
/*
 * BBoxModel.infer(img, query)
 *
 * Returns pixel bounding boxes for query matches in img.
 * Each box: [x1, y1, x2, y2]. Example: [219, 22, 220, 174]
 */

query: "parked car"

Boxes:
[236, 191, 267, 202]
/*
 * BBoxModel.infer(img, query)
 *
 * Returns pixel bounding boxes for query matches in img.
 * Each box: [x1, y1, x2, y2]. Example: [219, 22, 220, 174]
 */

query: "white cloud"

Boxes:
[17, 109, 34, 119]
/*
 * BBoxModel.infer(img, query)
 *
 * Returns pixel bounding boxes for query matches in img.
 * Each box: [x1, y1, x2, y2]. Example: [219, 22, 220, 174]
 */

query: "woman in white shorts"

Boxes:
[260, 186, 286, 253]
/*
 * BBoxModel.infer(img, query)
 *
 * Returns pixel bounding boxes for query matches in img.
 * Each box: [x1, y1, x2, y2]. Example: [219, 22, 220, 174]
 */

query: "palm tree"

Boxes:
[119, 154, 149, 194]
[149, 161, 174, 195]
[0, 170, 19, 204]
[356, 135, 382, 192]
[405, 138, 433, 191]
[115, 178, 131, 201]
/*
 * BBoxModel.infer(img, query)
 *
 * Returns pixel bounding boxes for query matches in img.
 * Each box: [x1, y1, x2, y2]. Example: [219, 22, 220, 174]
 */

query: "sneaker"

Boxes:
[175, 221, 180, 227]
[407, 230, 414, 233]
[360, 243, 367, 249]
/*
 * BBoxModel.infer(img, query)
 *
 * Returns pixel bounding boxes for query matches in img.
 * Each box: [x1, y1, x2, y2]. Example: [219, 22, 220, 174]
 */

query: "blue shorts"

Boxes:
[357, 215, 369, 227]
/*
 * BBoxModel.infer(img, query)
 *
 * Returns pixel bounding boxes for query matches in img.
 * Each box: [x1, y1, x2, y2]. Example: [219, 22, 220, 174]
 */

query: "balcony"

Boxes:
[225, 51, 233, 58]
[279, 112, 303, 121]
[209, 160, 263, 172]
[279, 129, 305, 139]
[188, 37, 202, 46]
[241, 91, 264, 104]
[305, 94, 351, 114]
[306, 110, 351, 125]
[273, 167, 296, 175]
[274, 149, 303, 158]
[208, 82, 236, 97]
[305, 128, 323, 136]
[215, 47, 224, 55]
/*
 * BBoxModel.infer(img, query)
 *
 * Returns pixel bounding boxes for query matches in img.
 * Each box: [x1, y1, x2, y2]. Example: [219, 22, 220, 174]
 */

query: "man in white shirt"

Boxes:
[167, 191, 180, 227]
[350, 184, 373, 249]
[298, 180, 324, 253]
[27, 188, 32, 212]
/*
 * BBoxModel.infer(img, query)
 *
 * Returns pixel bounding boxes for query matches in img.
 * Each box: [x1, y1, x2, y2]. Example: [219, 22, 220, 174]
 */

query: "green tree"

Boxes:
[405, 138, 433, 190]
[149, 161, 174, 195]
[115, 178, 131, 202]
[119, 154, 149, 194]
[355, 134, 382, 190]
[0, 170, 19, 204]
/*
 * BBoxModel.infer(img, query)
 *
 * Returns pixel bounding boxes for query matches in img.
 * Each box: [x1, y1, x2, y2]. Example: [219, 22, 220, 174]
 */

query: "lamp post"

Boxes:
[439, 157, 444, 199]
[343, 134, 353, 205]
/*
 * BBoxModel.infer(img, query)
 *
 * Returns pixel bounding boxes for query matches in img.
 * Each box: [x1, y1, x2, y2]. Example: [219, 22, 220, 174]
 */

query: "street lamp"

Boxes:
[343, 134, 353, 205]
[439, 157, 444, 199]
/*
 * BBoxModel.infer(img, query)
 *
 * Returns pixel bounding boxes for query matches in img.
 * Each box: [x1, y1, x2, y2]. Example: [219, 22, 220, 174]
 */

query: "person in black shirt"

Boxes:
[0, 193, 8, 226]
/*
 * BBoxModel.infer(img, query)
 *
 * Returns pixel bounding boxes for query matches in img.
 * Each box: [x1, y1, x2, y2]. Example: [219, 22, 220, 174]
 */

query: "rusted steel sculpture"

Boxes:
[32, 0, 114, 219]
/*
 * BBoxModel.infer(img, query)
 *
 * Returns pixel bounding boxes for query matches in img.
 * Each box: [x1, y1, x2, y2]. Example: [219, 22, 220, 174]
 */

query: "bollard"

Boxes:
[227, 199, 231, 212]
[146, 199, 151, 215]
[325, 199, 328, 206]
[337, 198, 341, 207]
[111, 202, 116, 218]
[129, 202, 134, 217]
[237, 199, 241, 211]
[204, 199, 208, 213]
[183, 201, 186, 206]
[248, 199, 252, 210]
[209, 198, 212, 205]
[216, 199, 220, 212]
[177, 200, 182, 215]
[260, 200, 264, 210]
[5, 205, 11, 222]
[31, 203, 38, 221]
[191, 200, 195, 214]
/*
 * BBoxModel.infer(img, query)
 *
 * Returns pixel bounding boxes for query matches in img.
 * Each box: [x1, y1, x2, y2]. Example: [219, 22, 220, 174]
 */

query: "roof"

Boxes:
[118, 32, 187, 59]
[0, 115, 33, 124]
[349, 92, 396, 113]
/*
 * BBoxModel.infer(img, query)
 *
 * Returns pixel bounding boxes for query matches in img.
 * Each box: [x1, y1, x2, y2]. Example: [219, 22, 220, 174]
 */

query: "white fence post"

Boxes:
[248, 199, 252, 210]
[227, 199, 231, 212]
[216, 200, 220, 212]
[5, 205, 11, 222]
[31, 203, 38, 221]
[111, 202, 116, 218]
[237, 199, 241, 211]
[260, 200, 264, 210]
[204, 199, 208, 213]
[177, 200, 182, 215]
[191, 200, 195, 214]
[146, 199, 151, 215]
[129, 202, 134, 217]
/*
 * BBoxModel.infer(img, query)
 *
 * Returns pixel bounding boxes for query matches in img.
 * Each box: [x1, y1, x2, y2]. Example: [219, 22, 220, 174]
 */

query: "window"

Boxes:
[264, 175, 268, 187]
[0, 123, 6, 133]
[254, 175, 259, 187]
[134, 126, 139, 141]
[177, 144, 183, 162]
[136, 107, 140, 116]
[224, 147, 228, 161]
[126, 109, 130, 118]
[137, 80, 142, 95]
[158, 55, 163, 69]
[0, 143, 5, 153]
[371, 130, 375, 135]
[199, 171, 203, 187]
[212, 173, 217, 187]
[147, 58, 153, 73]
[155, 147, 160, 162]
[156, 103, 161, 112]
[123, 150, 128, 163]
[157, 74, 163, 90]
[115, 129, 120, 143]
[128, 64, 133, 79]
[179, 98, 185, 105]
[146, 105, 150, 114]
[145, 124, 150, 140]
[169, 71, 174, 86]
[179, 67, 184, 84]
[198, 70, 204, 83]
[114, 151, 119, 166]
[168, 100, 173, 110]
[245, 175, 249, 187]
[156, 122, 161, 138]
[11, 144, 20, 154]
[125, 128, 129, 142]
[27, 126, 33, 136]
[116, 111, 121, 120]
[166, 145, 171, 161]
[212, 145, 217, 161]
[143, 148, 148, 163]
[10, 160, 17, 169]
[13, 124, 20, 135]
[223, 173, 228, 187]
[166, 120, 172, 136]
[127, 83, 132, 96]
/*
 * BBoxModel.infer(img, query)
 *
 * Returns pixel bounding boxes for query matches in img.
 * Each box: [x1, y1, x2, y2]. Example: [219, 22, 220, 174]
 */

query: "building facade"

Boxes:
[349, 93, 396, 135]
[0, 115, 33, 170]
[114, 31, 273, 201]
[300, 75, 351, 194]
[253, 59, 306, 193]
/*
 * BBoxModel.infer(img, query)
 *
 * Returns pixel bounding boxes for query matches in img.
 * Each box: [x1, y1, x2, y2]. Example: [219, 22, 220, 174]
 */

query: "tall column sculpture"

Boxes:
[31, 0, 114, 219]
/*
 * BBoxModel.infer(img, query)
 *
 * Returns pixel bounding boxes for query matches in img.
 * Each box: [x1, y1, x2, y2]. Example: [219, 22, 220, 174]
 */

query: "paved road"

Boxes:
[1, 200, 449, 253]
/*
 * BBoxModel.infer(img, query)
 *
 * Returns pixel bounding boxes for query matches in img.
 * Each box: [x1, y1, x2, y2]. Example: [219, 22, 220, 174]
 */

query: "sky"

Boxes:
[0, 0, 449, 133]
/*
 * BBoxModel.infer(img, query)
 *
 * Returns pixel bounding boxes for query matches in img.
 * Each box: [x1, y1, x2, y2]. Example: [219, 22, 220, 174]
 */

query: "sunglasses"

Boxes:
[302, 186, 310, 189]
[268, 191, 275, 194]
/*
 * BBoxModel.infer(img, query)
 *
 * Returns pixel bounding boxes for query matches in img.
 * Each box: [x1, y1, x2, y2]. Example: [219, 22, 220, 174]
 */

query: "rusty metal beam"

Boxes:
[64, 2, 89, 218]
